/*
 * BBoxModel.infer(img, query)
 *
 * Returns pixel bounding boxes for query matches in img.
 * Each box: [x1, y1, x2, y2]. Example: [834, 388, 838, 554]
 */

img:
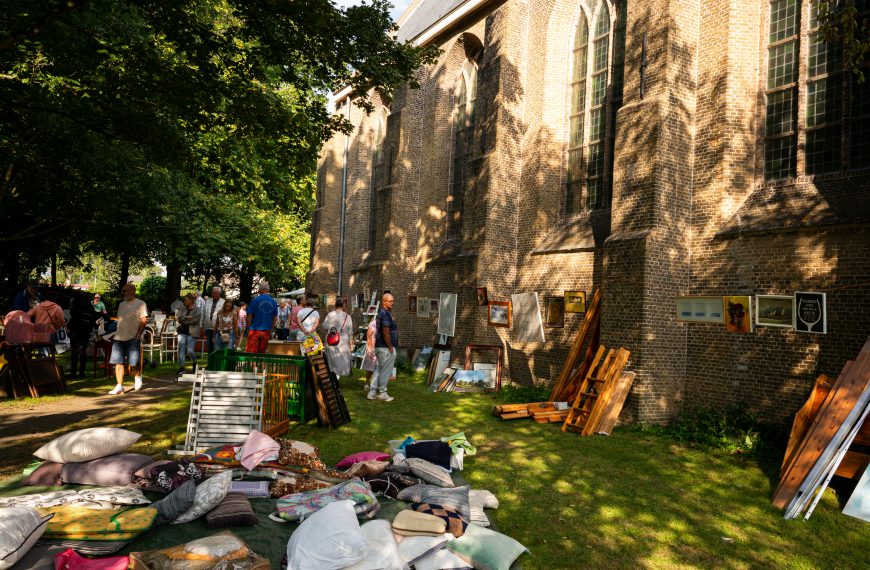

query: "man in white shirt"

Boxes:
[108, 283, 148, 394]
[201, 286, 225, 353]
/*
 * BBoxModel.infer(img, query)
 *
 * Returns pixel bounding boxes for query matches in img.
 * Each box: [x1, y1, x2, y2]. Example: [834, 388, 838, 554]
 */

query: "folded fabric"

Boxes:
[392, 510, 446, 537]
[228, 480, 271, 498]
[275, 477, 379, 522]
[36, 540, 130, 557]
[238, 430, 280, 471]
[61, 454, 154, 487]
[405, 442, 453, 471]
[440, 432, 476, 456]
[205, 493, 257, 529]
[193, 444, 243, 467]
[147, 460, 204, 493]
[53, 548, 128, 570]
[412, 503, 468, 538]
[277, 439, 325, 471]
[21, 462, 64, 487]
[37, 506, 157, 540]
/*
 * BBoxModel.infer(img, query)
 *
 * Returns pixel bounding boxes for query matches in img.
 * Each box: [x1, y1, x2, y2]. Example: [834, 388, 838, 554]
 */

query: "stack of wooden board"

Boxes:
[561, 346, 633, 436]
[493, 402, 569, 422]
[308, 352, 351, 429]
[549, 289, 601, 403]
[773, 338, 870, 519]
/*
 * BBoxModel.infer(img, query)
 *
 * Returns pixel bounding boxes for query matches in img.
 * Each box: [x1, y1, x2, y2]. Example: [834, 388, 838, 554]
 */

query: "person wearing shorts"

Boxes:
[246, 281, 278, 354]
[108, 283, 148, 394]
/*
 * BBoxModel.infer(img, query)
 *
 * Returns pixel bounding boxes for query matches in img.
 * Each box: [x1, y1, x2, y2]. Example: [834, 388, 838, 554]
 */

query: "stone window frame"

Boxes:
[447, 58, 478, 240]
[562, 0, 624, 219]
[762, 0, 870, 181]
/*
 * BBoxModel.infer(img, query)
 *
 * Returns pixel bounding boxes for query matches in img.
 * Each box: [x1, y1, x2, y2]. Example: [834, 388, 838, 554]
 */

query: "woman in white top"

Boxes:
[321, 299, 354, 377]
[297, 295, 321, 339]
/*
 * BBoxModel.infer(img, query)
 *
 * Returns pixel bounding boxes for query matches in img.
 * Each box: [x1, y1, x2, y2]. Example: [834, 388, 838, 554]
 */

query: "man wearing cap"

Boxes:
[92, 293, 107, 316]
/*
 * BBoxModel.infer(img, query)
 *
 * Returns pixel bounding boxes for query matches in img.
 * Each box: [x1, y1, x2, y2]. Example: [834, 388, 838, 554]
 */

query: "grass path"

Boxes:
[3, 367, 869, 568]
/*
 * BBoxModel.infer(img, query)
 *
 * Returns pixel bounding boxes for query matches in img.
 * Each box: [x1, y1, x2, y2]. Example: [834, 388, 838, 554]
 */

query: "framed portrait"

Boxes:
[675, 296, 725, 323]
[755, 295, 793, 328]
[723, 295, 752, 333]
[564, 291, 586, 314]
[409, 295, 417, 314]
[544, 296, 565, 328]
[794, 291, 827, 334]
[476, 287, 488, 306]
[488, 300, 512, 328]
[416, 297, 430, 318]
[429, 298, 440, 317]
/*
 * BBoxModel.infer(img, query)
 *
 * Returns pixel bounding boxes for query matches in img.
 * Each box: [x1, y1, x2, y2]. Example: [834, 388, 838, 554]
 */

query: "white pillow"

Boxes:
[287, 500, 367, 570]
[343, 520, 403, 570]
[0, 507, 52, 570]
[33, 428, 140, 463]
[397, 534, 469, 570]
[76, 486, 151, 506]
[172, 470, 232, 524]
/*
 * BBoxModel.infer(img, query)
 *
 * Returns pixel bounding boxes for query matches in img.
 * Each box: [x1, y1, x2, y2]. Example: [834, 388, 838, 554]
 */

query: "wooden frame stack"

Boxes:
[308, 352, 351, 429]
[549, 288, 601, 403]
[773, 338, 870, 519]
[561, 346, 631, 435]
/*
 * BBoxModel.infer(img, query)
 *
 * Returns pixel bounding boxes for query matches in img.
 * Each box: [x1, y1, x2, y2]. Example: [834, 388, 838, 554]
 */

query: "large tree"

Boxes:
[0, 0, 435, 303]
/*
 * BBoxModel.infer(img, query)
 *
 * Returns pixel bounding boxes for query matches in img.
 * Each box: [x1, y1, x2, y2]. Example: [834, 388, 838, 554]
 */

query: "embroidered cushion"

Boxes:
[446, 524, 529, 570]
[38, 506, 157, 540]
[76, 486, 151, 506]
[397, 485, 472, 522]
[192, 444, 242, 467]
[335, 451, 390, 469]
[61, 454, 154, 486]
[133, 460, 171, 479]
[205, 493, 257, 529]
[172, 470, 232, 524]
[151, 480, 196, 525]
[392, 510, 446, 537]
[275, 477, 379, 522]
[21, 462, 64, 487]
[412, 503, 468, 537]
[278, 439, 326, 470]
[33, 428, 140, 464]
[0, 508, 53, 570]
[148, 460, 204, 493]
[405, 458, 454, 488]
[285, 500, 367, 570]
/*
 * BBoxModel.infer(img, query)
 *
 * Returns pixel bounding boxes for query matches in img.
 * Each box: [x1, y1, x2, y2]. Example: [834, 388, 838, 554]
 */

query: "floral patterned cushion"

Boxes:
[277, 439, 325, 471]
[37, 506, 157, 540]
[192, 444, 242, 467]
[275, 478, 379, 522]
[149, 460, 204, 493]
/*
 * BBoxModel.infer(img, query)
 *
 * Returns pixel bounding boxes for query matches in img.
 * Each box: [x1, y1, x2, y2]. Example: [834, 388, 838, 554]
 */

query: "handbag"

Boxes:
[53, 328, 71, 354]
[326, 314, 348, 347]
[300, 331, 324, 355]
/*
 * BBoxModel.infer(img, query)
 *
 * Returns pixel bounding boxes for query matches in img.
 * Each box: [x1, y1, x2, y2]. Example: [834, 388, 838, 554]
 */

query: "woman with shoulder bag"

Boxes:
[321, 299, 354, 378]
[298, 295, 322, 356]
[175, 294, 202, 375]
[215, 300, 239, 350]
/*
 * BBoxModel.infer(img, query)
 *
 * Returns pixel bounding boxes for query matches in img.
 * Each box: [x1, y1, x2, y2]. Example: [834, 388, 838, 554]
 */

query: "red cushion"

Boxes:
[336, 451, 390, 469]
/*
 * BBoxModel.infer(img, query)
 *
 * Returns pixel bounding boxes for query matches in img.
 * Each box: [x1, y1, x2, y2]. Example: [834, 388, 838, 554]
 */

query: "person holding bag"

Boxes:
[298, 295, 322, 355]
[321, 299, 354, 378]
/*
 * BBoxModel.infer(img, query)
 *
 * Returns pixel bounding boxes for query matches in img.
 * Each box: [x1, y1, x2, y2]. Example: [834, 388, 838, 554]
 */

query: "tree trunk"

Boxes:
[50, 253, 57, 287]
[239, 263, 255, 303]
[117, 251, 130, 293]
[165, 262, 181, 308]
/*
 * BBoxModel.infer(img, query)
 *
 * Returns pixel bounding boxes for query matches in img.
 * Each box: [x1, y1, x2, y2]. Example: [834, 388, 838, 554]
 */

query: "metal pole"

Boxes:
[337, 97, 351, 297]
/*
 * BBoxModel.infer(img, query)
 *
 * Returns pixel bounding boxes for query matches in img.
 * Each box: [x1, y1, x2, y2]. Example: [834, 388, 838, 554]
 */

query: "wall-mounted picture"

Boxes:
[675, 296, 725, 323]
[724, 295, 752, 333]
[476, 287, 488, 306]
[416, 297, 430, 318]
[564, 291, 587, 314]
[544, 296, 565, 328]
[794, 291, 827, 334]
[409, 295, 418, 314]
[755, 295, 794, 328]
[511, 292, 544, 342]
[429, 298, 440, 317]
[438, 292, 458, 337]
[488, 300, 512, 328]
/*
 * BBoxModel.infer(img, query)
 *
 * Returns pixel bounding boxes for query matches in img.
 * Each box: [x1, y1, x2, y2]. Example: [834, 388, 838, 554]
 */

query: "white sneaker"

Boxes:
[367, 392, 377, 400]
[134, 376, 143, 391]
[377, 393, 394, 402]
[108, 385, 124, 395]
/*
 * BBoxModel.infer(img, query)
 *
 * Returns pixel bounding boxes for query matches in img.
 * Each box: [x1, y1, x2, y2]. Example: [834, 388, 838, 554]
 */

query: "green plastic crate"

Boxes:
[207, 349, 308, 420]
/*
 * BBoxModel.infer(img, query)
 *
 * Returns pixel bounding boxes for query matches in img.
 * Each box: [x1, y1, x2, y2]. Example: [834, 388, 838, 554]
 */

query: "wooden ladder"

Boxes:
[561, 346, 630, 434]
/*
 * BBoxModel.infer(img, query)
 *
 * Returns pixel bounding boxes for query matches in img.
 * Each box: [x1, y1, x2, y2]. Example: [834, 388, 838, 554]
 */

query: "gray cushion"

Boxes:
[405, 458, 454, 488]
[152, 479, 196, 525]
[205, 492, 257, 528]
[60, 453, 154, 486]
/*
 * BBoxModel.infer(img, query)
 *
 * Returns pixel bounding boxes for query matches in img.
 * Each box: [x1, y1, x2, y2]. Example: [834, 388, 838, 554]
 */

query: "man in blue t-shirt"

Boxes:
[368, 292, 398, 402]
[245, 281, 278, 353]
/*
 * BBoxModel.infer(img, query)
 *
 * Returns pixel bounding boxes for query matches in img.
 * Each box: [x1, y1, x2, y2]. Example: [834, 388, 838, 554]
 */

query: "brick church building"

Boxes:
[308, 0, 870, 423]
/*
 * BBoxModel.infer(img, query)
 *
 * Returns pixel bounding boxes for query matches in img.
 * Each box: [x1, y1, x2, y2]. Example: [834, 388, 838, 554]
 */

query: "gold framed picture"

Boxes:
[564, 291, 586, 314]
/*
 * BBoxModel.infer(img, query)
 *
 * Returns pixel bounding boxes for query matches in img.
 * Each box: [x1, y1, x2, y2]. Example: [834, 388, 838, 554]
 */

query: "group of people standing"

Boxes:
[172, 287, 248, 375]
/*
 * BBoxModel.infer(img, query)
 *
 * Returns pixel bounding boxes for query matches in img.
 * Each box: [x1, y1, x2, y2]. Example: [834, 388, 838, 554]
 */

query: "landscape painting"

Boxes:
[755, 295, 793, 328]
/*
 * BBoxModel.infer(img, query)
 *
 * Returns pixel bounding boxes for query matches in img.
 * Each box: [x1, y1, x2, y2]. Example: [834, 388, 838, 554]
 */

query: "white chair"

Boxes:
[160, 318, 178, 363]
[141, 326, 161, 366]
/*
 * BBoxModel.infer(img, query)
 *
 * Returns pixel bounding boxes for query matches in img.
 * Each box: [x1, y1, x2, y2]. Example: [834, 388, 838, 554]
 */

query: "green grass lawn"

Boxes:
[4, 366, 869, 568]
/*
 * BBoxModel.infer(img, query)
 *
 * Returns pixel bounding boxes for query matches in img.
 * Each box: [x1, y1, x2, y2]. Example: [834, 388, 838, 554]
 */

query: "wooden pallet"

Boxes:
[308, 353, 351, 429]
[773, 338, 870, 510]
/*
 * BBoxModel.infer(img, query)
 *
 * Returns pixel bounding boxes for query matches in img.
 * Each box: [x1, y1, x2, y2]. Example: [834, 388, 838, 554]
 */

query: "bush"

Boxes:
[138, 275, 167, 312]
[496, 383, 553, 405]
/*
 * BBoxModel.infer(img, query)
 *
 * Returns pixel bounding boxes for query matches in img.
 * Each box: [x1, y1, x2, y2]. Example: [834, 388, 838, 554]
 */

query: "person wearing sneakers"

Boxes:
[108, 283, 148, 394]
[369, 292, 398, 402]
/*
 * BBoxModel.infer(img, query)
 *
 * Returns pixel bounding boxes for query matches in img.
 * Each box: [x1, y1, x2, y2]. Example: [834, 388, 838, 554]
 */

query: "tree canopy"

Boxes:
[0, 0, 436, 305]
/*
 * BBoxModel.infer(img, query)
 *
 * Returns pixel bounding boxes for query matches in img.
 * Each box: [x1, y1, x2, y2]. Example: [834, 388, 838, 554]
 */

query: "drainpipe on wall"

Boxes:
[337, 97, 351, 297]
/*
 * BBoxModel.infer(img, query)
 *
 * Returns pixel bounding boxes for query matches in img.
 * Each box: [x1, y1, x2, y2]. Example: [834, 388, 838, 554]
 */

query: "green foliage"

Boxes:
[138, 275, 167, 311]
[636, 403, 767, 456]
[816, 0, 870, 82]
[496, 382, 553, 405]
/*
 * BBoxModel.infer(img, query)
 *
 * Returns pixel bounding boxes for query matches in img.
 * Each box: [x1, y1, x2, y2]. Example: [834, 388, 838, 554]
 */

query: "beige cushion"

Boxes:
[392, 510, 446, 537]
[33, 428, 140, 464]
[405, 458, 454, 488]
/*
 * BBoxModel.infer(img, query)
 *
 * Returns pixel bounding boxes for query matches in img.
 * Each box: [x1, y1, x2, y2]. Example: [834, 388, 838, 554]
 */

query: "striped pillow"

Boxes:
[398, 485, 471, 522]
[205, 492, 256, 528]
[152, 479, 196, 525]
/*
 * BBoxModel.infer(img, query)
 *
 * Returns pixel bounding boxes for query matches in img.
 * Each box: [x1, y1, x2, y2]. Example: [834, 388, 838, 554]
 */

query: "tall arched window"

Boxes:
[369, 107, 389, 252]
[448, 60, 477, 239]
[565, 0, 623, 216]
